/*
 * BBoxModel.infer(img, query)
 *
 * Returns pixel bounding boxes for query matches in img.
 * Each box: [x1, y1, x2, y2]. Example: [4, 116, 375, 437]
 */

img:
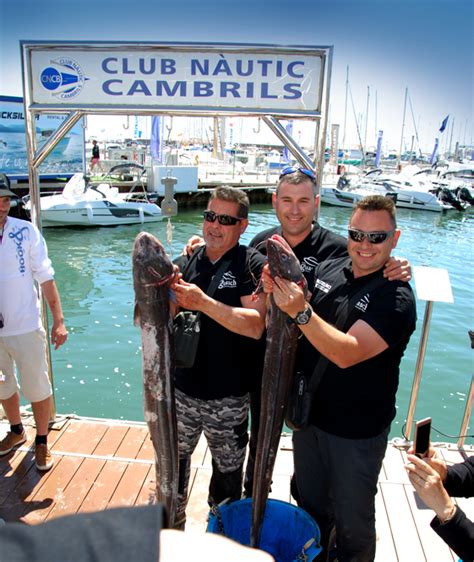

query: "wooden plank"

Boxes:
[114, 426, 147, 459]
[78, 460, 127, 513]
[403, 483, 455, 562]
[135, 465, 156, 506]
[380, 481, 426, 561]
[273, 445, 294, 478]
[382, 445, 410, 484]
[374, 483, 398, 562]
[20, 455, 83, 523]
[44, 457, 106, 521]
[0, 449, 36, 506]
[136, 431, 155, 461]
[51, 421, 108, 455]
[268, 473, 291, 503]
[191, 434, 210, 468]
[1, 454, 56, 521]
[186, 465, 211, 532]
[92, 424, 129, 457]
[108, 462, 150, 508]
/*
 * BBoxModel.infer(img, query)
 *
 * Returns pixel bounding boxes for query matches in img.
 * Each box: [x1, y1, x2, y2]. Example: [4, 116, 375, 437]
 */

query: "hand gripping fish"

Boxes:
[251, 234, 307, 548]
[132, 232, 178, 526]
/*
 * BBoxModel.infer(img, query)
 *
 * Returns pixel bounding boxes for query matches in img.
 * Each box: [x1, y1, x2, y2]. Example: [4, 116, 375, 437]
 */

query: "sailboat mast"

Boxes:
[364, 85, 370, 153]
[398, 87, 408, 168]
[374, 90, 378, 148]
[342, 65, 349, 150]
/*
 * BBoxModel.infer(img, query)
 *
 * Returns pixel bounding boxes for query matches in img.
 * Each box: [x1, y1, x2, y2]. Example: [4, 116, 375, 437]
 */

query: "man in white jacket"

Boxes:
[0, 178, 67, 471]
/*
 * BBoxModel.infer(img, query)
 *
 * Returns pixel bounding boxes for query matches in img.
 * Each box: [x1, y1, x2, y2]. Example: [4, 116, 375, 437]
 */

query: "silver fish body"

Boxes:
[132, 232, 178, 526]
[251, 234, 306, 547]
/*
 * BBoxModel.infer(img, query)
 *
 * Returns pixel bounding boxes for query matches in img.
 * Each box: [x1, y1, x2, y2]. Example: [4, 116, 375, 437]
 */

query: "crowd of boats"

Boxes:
[11, 145, 474, 227]
[321, 161, 474, 213]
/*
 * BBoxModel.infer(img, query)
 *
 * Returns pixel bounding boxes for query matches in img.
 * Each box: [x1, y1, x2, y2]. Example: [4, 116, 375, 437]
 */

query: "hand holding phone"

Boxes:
[413, 417, 431, 458]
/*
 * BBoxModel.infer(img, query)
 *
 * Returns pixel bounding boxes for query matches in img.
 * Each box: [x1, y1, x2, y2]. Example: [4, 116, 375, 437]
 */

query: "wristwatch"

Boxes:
[293, 304, 313, 325]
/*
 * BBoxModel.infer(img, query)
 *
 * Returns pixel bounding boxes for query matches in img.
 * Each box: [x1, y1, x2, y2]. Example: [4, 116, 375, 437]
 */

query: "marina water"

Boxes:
[42, 204, 473, 444]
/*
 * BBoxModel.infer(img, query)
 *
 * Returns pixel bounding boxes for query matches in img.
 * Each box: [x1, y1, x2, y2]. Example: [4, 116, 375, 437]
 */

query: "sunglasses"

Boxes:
[279, 166, 316, 183]
[348, 228, 395, 244]
[203, 210, 242, 226]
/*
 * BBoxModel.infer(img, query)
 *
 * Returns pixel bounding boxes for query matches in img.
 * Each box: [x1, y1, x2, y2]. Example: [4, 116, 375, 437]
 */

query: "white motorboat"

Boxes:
[320, 183, 453, 212]
[23, 172, 163, 227]
[321, 166, 468, 212]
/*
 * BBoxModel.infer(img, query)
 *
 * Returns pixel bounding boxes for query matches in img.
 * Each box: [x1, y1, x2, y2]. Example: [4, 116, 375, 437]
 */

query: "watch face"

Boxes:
[295, 307, 311, 325]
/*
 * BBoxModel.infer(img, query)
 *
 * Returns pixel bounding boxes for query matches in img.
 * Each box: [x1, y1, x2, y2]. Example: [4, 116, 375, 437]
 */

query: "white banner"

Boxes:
[26, 43, 326, 115]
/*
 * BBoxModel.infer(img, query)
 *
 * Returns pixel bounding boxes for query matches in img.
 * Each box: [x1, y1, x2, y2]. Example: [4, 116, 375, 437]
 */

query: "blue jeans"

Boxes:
[293, 424, 389, 562]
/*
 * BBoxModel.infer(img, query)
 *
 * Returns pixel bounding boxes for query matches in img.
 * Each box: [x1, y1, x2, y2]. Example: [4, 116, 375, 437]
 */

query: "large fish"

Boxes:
[251, 234, 307, 548]
[132, 232, 178, 526]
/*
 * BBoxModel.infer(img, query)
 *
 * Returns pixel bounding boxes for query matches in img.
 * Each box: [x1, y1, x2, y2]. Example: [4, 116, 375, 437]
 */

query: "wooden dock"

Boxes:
[1, 414, 472, 560]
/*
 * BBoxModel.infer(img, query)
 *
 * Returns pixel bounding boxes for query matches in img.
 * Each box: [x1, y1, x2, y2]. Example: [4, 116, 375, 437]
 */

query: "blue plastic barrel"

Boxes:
[207, 498, 322, 562]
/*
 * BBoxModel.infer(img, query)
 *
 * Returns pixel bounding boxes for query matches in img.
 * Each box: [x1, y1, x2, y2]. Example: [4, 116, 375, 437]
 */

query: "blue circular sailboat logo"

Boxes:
[39, 58, 86, 99]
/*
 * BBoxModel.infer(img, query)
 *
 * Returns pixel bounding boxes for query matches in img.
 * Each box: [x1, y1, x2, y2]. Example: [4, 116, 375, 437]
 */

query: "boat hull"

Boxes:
[40, 201, 162, 227]
[320, 186, 450, 212]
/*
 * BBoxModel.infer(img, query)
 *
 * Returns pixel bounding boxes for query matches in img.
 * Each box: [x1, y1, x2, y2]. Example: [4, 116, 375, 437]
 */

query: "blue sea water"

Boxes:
[41, 203, 474, 444]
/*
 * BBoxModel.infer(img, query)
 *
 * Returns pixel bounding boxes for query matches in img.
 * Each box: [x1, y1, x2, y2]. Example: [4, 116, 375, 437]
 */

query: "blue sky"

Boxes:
[0, 0, 472, 152]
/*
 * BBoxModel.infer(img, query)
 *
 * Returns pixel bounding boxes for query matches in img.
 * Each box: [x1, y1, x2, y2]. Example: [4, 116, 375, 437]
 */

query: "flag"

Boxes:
[283, 120, 293, 163]
[430, 138, 439, 164]
[374, 130, 383, 167]
[439, 115, 449, 133]
[150, 116, 164, 163]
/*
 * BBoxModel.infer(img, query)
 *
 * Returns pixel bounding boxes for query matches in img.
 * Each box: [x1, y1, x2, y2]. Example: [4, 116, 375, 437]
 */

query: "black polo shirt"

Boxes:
[296, 256, 417, 438]
[249, 222, 347, 292]
[246, 223, 348, 392]
[173, 244, 265, 400]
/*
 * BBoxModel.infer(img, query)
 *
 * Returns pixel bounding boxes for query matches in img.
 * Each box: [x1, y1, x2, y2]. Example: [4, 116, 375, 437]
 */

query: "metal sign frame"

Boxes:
[20, 41, 333, 416]
[21, 40, 333, 225]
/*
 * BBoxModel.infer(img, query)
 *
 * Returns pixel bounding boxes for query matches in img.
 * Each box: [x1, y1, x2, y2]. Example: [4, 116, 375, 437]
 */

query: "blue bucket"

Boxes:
[207, 498, 322, 562]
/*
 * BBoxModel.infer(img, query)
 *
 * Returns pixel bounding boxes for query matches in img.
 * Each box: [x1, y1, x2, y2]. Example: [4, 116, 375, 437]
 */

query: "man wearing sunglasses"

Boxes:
[171, 186, 267, 528]
[266, 194, 416, 562]
[244, 166, 410, 498]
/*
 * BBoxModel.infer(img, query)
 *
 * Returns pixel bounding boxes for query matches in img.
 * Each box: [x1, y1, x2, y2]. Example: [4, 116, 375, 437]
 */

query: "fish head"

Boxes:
[266, 234, 307, 293]
[132, 232, 175, 288]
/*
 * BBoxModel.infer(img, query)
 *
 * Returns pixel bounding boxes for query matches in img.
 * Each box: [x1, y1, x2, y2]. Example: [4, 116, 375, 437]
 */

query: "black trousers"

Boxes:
[293, 424, 389, 562]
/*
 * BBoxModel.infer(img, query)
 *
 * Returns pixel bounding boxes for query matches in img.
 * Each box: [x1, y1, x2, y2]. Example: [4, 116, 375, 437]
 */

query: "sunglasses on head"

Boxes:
[279, 166, 316, 183]
[203, 210, 242, 226]
[348, 228, 395, 244]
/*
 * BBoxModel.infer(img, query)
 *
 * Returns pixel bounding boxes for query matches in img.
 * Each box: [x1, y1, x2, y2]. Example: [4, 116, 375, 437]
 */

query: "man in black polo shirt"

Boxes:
[244, 167, 410, 496]
[267, 194, 417, 562]
[172, 186, 266, 527]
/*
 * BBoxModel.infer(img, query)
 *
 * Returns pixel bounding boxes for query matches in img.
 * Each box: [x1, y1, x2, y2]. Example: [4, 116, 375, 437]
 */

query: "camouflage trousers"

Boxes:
[175, 388, 249, 525]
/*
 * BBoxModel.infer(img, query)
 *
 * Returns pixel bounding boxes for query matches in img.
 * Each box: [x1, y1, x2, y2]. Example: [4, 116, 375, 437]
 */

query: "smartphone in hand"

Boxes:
[414, 417, 431, 458]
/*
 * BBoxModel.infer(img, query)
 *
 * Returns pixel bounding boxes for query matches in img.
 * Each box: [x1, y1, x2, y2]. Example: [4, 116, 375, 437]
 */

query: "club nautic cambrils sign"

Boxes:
[23, 42, 330, 116]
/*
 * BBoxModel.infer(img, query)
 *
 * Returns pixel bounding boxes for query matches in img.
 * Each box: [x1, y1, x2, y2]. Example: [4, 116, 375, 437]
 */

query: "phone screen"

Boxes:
[414, 417, 431, 458]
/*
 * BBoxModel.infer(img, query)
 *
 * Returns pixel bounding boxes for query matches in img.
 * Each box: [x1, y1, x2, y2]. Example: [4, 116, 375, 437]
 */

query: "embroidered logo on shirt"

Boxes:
[218, 271, 237, 290]
[314, 278, 331, 293]
[300, 256, 319, 274]
[8, 227, 29, 274]
[355, 293, 371, 312]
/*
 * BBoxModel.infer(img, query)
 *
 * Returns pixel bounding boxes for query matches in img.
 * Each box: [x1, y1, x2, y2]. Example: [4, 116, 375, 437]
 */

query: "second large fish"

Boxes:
[132, 232, 178, 526]
[251, 234, 307, 547]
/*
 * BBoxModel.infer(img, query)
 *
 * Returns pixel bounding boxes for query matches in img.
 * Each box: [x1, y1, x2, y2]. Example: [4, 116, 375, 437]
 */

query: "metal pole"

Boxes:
[397, 87, 408, 169]
[262, 116, 315, 170]
[342, 66, 349, 150]
[363, 85, 370, 154]
[457, 376, 473, 449]
[405, 300, 433, 441]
